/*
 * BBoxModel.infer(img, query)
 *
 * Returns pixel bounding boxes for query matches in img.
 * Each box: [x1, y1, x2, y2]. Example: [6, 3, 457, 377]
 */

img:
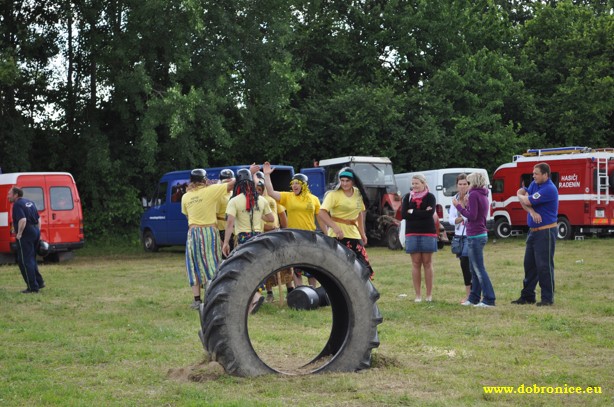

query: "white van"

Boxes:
[395, 168, 493, 233]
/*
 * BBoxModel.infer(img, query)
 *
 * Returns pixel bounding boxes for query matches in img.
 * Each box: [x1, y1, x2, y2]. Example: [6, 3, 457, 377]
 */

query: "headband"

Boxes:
[339, 171, 354, 179]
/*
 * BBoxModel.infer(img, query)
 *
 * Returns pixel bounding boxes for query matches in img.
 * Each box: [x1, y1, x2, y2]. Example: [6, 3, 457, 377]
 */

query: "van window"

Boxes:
[492, 179, 504, 194]
[170, 180, 189, 203]
[443, 173, 462, 197]
[522, 173, 560, 189]
[23, 187, 44, 210]
[153, 182, 168, 206]
[50, 187, 74, 210]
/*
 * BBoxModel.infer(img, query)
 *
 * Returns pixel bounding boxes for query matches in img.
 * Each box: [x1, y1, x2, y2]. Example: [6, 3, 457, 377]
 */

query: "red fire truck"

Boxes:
[491, 147, 614, 239]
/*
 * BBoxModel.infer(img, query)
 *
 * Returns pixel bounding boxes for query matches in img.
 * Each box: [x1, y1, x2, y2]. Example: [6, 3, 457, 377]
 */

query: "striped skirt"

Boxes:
[185, 226, 222, 287]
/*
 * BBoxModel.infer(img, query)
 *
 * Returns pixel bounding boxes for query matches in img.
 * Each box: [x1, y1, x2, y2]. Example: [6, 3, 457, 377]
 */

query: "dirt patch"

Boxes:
[167, 358, 226, 382]
[371, 352, 403, 368]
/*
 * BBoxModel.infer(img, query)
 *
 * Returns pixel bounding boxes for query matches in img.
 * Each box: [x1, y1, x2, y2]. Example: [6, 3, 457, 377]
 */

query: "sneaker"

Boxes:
[425, 296, 432, 302]
[511, 297, 536, 305]
[460, 300, 474, 306]
[414, 298, 422, 303]
[265, 293, 275, 303]
[21, 289, 39, 294]
[250, 296, 265, 314]
[190, 300, 202, 310]
[536, 301, 553, 307]
[474, 302, 494, 308]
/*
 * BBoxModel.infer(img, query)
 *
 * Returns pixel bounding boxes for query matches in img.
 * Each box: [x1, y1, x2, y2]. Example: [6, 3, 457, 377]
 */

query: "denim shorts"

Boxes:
[405, 235, 438, 254]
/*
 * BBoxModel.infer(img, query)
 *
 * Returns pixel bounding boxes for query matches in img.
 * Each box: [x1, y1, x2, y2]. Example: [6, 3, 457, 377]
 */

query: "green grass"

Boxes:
[0, 237, 612, 406]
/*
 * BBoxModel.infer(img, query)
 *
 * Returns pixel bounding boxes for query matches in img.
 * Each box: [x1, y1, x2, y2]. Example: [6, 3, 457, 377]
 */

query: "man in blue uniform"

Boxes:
[8, 187, 45, 293]
[512, 163, 559, 306]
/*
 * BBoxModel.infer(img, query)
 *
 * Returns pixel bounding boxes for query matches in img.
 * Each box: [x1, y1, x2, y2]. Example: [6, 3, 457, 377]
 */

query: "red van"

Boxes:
[0, 172, 85, 263]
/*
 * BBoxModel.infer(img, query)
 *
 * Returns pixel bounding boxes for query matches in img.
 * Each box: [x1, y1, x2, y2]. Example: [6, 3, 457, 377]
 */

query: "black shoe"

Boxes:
[536, 301, 553, 307]
[21, 289, 39, 294]
[511, 297, 536, 305]
[39, 283, 46, 289]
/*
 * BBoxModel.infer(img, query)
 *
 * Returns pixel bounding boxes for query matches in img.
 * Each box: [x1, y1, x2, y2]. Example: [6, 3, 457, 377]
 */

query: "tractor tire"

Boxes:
[199, 229, 382, 377]
[386, 225, 402, 250]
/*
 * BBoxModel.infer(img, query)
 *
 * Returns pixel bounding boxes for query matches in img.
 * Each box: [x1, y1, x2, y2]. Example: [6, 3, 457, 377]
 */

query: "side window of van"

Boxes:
[51, 187, 74, 210]
[521, 174, 532, 188]
[492, 179, 504, 193]
[22, 187, 45, 210]
[154, 182, 168, 206]
[442, 173, 460, 197]
[170, 179, 189, 203]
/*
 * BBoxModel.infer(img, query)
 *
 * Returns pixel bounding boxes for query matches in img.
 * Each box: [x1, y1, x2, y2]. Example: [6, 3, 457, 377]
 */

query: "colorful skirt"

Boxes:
[185, 226, 222, 287]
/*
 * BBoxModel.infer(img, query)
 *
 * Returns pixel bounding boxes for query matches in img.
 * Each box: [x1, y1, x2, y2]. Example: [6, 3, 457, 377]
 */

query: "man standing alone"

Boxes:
[8, 187, 45, 293]
[512, 163, 559, 306]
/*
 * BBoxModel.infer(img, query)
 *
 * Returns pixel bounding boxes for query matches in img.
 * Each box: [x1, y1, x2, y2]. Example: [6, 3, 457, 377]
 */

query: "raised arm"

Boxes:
[262, 162, 281, 201]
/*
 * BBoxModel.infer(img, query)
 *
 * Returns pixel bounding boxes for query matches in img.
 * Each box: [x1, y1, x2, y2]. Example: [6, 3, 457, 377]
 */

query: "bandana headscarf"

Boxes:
[290, 180, 312, 201]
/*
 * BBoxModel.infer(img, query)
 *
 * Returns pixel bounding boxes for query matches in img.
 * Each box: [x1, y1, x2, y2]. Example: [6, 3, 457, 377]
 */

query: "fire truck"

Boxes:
[491, 146, 614, 239]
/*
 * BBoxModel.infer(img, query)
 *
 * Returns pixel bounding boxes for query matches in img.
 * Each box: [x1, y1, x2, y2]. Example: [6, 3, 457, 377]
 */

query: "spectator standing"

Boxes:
[448, 174, 472, 303]
[8, 187, 45, 293]
[453, 172, 495, 307]
[401, 174, 437, 302]
[512, 163, 559, 306]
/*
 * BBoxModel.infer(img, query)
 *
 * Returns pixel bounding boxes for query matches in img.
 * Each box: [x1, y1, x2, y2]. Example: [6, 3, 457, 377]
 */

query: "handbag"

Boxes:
[451, 235, 463, 254]
[398, 219, 406, 249]
[451, 223, 466, 255]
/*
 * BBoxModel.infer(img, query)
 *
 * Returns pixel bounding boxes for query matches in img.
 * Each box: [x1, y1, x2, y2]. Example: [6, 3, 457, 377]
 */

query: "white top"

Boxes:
[448, 193, 467, 236]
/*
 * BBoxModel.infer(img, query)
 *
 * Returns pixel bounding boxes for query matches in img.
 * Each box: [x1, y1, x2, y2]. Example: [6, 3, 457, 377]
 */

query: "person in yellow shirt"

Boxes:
[317, 167, 375, 279]
[223, 169, 274, 314]
[216, 169, 235, 257]
[255, 178, 294, 302]
[181, 169, 235, 310]
[261, 162, 324, 287]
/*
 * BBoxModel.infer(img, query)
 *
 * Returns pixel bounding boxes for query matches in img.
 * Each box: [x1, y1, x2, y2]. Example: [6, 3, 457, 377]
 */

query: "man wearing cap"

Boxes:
[8, 187, 45, 293]
[181, 169, 235, 309]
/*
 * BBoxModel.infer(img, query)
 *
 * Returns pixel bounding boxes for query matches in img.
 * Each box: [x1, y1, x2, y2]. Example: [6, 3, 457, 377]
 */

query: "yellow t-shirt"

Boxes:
[279, 191, 320, 231]
[264, 195, 280, 229]
[226, 194, 272, 234]
[181, 184, 228, 225]
[216, 190, 232, 230]
[321, 188, 365, 239]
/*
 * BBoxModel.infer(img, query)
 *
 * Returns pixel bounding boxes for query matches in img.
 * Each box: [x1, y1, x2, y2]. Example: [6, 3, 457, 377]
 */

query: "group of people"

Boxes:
[402, 162, 558, 307]
[180, 162, 376, 312]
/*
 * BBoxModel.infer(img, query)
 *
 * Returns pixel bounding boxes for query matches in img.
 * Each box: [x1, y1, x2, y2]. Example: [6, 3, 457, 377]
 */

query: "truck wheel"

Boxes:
[386, 225, 402, 250]
[494, 218, 512, 239]
[142, 230, 159, 252]
[199, 229, 382, 377]
[557, 217, 572, 240]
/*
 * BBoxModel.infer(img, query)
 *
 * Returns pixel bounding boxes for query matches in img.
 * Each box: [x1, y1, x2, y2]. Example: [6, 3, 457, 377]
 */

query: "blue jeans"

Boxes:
[521, 228, 556, 303]
[467, 235, 496, 305]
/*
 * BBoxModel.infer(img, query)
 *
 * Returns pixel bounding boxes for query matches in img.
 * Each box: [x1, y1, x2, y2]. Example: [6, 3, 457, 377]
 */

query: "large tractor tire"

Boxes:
[386, 224, 402, 250]
[199, 229, 382, 377]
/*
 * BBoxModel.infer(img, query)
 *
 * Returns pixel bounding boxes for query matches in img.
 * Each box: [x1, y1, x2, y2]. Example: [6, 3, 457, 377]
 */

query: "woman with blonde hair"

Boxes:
[401, 173, 437, 302]
[452, 172, 496, 307]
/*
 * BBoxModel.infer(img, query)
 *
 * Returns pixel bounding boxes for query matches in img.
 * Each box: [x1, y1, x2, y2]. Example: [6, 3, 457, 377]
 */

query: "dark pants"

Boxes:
[459, 256, 471, 286]
[521, 228, 556, 303]
[340, 238, 374, 279]
[16, 228, 44, 291]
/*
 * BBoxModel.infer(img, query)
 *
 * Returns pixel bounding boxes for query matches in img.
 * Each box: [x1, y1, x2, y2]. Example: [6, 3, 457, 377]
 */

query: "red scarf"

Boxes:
[410, 187, 429, 207]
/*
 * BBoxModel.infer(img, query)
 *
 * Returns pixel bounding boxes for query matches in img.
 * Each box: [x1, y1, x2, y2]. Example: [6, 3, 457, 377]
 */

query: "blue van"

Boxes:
[140, 165, 295, 251]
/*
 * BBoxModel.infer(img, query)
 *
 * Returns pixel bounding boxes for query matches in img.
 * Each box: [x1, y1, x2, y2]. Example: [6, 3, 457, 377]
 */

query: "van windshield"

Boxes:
[351, 163, 395, 186]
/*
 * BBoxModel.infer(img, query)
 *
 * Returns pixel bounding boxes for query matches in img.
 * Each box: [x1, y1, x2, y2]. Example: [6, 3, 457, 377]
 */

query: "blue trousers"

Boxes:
[16, 228, 44, 291]
[467, 235, 496, 306]
[521, 228, 556, 303]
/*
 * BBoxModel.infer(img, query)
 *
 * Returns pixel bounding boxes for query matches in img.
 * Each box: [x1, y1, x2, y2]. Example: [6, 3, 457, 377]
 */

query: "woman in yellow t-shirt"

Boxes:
[317, 167, 375, 279]
[261, 162, 323, 287]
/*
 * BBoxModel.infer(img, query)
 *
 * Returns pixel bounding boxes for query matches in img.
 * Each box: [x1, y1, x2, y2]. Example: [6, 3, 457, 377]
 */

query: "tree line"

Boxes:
[1, 0, 612, 236]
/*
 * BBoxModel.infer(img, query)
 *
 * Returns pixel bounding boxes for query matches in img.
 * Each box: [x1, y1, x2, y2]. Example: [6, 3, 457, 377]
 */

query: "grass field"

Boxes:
[0, 237, 612, 406]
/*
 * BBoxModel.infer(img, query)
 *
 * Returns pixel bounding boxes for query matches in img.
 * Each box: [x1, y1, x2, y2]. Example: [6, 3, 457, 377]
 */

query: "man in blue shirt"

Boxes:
[512, 163, 559, 306]
[8, 187, 45, 293]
